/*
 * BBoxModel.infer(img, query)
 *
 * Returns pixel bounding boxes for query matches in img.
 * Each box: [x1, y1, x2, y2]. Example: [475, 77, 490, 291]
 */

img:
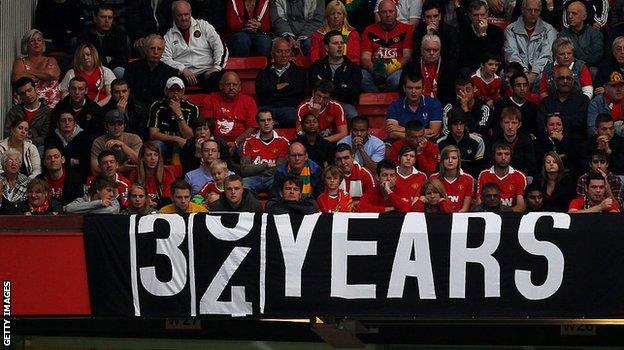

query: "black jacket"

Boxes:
[44, 130, 92, 182]
[582, 134, 624, 175]
[533, 132, 579, 176]
[123, 59, 179, 107]
[492, 98, 540, 136]
[209, 189, 263, 212]
[457, 20, 505, 71]
[266, 197, 318, 215]
[401, 58, 456, 104]
[412, 22, 459, 69]
[102, 97, 149, 140]
[51, 96, 104, 141]
[537, 91, 590, 143]
[124, 0, 159, 41]
[309, 56, 362, 105]
[34, 0, 82, 51]
[538, 175, 576, 212]
[489, 132, 537, 176]
[256, 62, 306, 108]
[78, 25, 130, 70]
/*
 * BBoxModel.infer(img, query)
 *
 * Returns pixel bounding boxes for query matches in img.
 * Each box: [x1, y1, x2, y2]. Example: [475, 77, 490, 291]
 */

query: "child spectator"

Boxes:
[198, 160, 228, 206]
[317, 165, 354, 213]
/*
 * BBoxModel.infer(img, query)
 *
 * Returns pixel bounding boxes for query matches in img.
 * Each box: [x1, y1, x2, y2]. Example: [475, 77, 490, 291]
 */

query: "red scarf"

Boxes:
[30, 199, 50, 214]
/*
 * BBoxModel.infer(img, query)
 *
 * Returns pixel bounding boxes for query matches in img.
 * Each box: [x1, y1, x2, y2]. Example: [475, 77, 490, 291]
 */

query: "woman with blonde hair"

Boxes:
[128, 141, 175, 209]
[123, 183, 157, 214]
[59, 42, 115, 106]
[411, 178, 453, 213]
[429, 145, 474, 212]
[11, 29, 62, 107]
[309, 0, 361, 64]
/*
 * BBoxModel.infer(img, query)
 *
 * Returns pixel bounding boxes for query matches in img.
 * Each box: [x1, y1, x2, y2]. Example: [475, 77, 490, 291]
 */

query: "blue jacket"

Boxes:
[270, 159, 324, 200]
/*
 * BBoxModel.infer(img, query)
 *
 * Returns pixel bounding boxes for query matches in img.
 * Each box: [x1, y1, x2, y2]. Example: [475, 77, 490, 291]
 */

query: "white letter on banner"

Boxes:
[449, 213, 501, 298]
[331, 213, 379, 299]
[138, 215, 188, 296]
[274, 213, 321, 297]
[515, 213, 567, 300]
[200, 213, 255, 316]
[387, 213, 436, 299]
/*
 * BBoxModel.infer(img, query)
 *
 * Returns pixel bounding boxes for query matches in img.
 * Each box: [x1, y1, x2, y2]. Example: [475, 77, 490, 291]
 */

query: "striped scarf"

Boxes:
[293, 162, 312, 197]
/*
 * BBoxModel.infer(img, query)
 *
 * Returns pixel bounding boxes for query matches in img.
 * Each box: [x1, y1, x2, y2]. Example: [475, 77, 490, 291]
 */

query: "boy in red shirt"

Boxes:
[296, 80, 348, 143]
[198, 159, 228, 206]
[471, 52, 502, 107]
[317, 165, 354, 213]
[394, 145, 428, 202]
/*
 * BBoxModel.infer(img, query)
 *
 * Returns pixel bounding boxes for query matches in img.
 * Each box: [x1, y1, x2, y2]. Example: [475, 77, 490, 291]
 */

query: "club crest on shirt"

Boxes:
[508, 184, 515, 191]
[194, 30, 201, 38]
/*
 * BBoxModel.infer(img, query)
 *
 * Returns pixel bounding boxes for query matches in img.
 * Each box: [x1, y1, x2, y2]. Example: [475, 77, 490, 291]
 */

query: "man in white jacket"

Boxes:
[162, 0, 229, 92]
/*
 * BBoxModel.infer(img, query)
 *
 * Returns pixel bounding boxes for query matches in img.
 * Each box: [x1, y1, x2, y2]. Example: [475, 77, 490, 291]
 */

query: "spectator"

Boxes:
[537, 66, 590, 143]
[538, 37, 594, 100]
[180, 119, 230, 175]
[296, 80, 348, 143]
[442, 76, 491, 137]
[337, 116, 385, 173]
[90, 109, 142, 176]
[198, 159, 229, 206]
[334, 144, 376, 201]
[457, 0, 505, 71]
[471, 52, 502, 107]
[86, 150, 131, 207]
[561, 0, 609, 29]
[162, 0, 228, 92]
[524, 183, 544, 212]
[477, 142, 527, 212]
[569, 170, 620, 213]
[210, 174, 263, 212]
[159, 180, 208, 213]
[34, 0, 81, 53]
[129, 141, 176, 209]
[344, 0, 376, 33]
[412, 178, 454, 212]
[15, 178, 62, 215]
[595, 36, 624, 91]
[584, 114, 624, 175]
[412, 0, 459, 69]
[557, 1, 603, 67]
[102, 78, 149, 140]
[124, 34, 179, 107]
[316, 165, 354, 212]
[489, 107, 537, 176]
[576, 149, 623, 206]
[587, 72, 624, 137]
[77, 5, 130, 77]
[534, 113, 578, 176]
[5, 77, 52, 148]
[294, 113, 336, 168]
[361, 0, 413, 93]
[256, 38, 306, 127]
[11, 30, 62, 108]
[504, 0, 557, 87]
[44, 112, 92, 181]
[0, 119, 41, 180]
[37, 146, 84, 206]
[436, 108, 485, 177]
[240, 110, 289, 195]
[374, 0, 423, 26]
[148, 77, 198, 160]
[388, 120, 440, 175]
[225, 0, 271, 57]
[309, 30, 362, 119]
[394, 145, 428, 202]
[430, 145, 475, 212]
[123, 183, 157, 214]
[271, 142, 324, 200]
[492, 72, 539, 137]
[310, 1, 360, 65]
[124, 0, 159, 50]
[266, 176, 319, 214]
[198, 71, 257, 152]
[158, 0, 228, 35]
[539, 151, 576, 211]
[0, 149, 31, 212]
[471, 182, 513, 212]
[59, 43, 115, 107]
[270, 0, 324, 55]
[387, 71, 443, 140]
[65, 175, 120, 214]
[52, 76, 104, 141]
[356, 159, 412, 212]
[401, 34, 456, 103]
[185, 139, 234, 194]
[501, 61, 542, 103]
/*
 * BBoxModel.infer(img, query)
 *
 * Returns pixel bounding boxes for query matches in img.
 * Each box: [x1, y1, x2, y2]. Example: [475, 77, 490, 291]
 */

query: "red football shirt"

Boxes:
[46, 171, 66, 201]
[296, 99, 346, 138]
[394, 167, 427, 201]
[361, 21, 413, 64]
[568, 196, 620, 212]
[477, 166, 527, 207]
[389, 139, 439, 176]
[198, 92, 258, 142]
[430, 171, 475, 212]
[340, 163, 376, 199]
[421, 60, 439, 98]
[472, 68, 502, 103]
[241, 131, 289, 165]
[86, 173, 132, 206]
[199, 181, 224, 198]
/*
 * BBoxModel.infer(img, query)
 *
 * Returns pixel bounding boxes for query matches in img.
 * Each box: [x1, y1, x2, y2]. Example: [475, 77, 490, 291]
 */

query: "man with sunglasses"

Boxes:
[576, 149, 623, 207]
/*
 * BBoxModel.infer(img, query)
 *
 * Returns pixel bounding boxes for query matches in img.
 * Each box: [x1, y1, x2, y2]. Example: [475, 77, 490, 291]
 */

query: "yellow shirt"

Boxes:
[159, 202, 208, 214]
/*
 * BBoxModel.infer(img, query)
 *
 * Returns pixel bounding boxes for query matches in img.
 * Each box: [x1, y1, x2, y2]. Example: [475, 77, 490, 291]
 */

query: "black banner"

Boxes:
[83, 213, 624, 318]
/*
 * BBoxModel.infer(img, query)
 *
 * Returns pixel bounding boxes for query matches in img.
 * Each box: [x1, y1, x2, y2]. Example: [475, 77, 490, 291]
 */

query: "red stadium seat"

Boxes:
[183, 93, 208, 106]
[292, 55, 311, 69]
[240, 80, 256, 98]
[225, 56, 268, 79]
[276, 128, 298, 141]
[488, 17, 510, 30]
[368, 127, 387, 139]
[357, 92, 399, 130]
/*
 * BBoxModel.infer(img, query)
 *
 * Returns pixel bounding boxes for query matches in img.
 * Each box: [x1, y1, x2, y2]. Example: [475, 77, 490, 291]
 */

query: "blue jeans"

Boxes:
[229, 31, 272, 57]
[243, 174, 274, 196]
[259, 106, 297, 128]
[361, 69, 402, 92]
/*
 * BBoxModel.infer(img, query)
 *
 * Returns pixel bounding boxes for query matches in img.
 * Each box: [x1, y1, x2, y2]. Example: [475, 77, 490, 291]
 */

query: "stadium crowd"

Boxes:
[4, 0, 624, 215]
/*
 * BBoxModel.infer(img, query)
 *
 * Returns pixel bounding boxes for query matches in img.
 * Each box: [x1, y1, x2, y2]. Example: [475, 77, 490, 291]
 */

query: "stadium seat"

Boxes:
[488, 17, 510, 30]
[276, 128, 298, 141]
[368, 127, 387, 140]
[293, 55, 311, 69]
[357, 92, 398, 129]
[183, 93, 207, 106]
[225, 56, 268, 79]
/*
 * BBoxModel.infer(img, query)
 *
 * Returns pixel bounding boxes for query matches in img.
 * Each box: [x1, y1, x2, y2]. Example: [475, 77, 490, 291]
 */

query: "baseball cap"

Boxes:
[165, 76, 185, 90]
[105, 109, 125, 123]
[608, 71, 624, 86]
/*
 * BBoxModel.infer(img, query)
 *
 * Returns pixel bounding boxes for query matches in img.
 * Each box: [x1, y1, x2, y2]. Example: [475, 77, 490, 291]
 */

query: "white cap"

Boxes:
[165, 76, 185, 90]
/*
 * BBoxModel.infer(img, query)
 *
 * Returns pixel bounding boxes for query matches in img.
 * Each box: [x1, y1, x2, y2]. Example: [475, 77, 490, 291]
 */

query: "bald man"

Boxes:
[162, 0, 229, 92]
[198, 71, 257, 154]
[270, 142, 325, 200]
[558, 0, 604, 67]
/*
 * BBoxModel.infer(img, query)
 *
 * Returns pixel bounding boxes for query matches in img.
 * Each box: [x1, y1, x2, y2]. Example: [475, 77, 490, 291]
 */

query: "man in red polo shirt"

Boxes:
[199, 71, 257, 154]
[476, 142, 527, 212]
[296, 80, 348, 143]
[388, 119, 439, 175]
[569, 170, 620, 213]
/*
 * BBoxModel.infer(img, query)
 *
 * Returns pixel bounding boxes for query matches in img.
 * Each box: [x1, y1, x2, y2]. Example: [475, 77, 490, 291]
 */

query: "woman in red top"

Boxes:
[430, 145, 474, 212]
[226, 0, 272, 57]
[129, 141, 176, 209]
[412, 178, 453, 213]
[59, 43, 114, 106]
[309, 0, 360, 64]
